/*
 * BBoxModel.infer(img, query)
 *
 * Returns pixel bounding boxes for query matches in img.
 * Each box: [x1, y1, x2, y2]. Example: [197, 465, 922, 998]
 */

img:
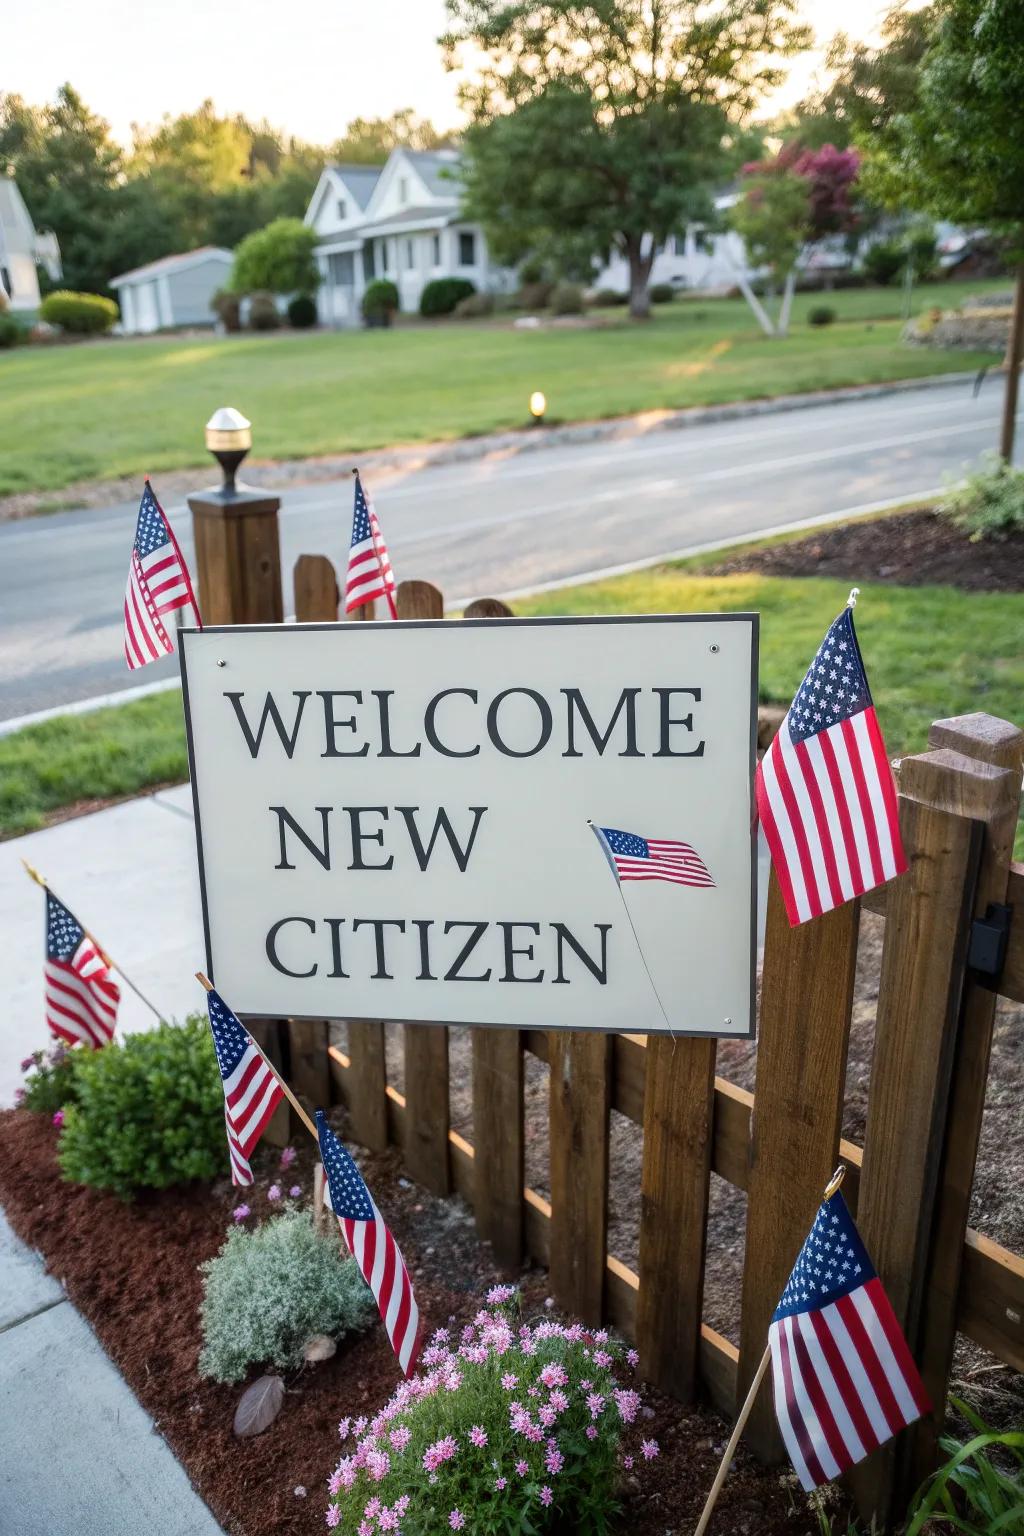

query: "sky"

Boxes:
[6, 0, 896, 149]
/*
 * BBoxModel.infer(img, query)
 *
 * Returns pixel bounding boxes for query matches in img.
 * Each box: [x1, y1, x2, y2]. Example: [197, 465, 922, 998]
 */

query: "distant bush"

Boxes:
[518, 279, 554, 311]
[287, 293, 318, 328]
[453, 291, 495, 319]
[420, 277, 476, 317]
[518, 256, 547, 285]
[808, 304, 837, 327]
[0, 312, 28, 348]
[940, 453, 1024, 542]
[199, 1209, 373, 1382]
[362, 278, 399, 324]
[589, 288, 628, 308]
[248, 291, 281, 331]
[230, 217, 319, 297]
[211, 289, 241, 332]
[39, 290, 118, 335]
[58, 1016, 224, 1198]
[649, 283, 675, 304]
[550, 281, 584, 315]
[862, 241, 906, 287]
[16, 1042, 82, 1115]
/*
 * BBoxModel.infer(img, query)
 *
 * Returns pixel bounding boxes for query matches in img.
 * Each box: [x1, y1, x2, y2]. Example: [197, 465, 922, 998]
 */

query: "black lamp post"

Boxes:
[204, 406, 252, 494]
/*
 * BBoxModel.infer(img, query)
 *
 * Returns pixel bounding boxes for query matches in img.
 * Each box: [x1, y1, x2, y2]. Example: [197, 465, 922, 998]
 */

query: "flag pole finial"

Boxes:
[195, 971, 213, 992]
[846, 586, 860, 608]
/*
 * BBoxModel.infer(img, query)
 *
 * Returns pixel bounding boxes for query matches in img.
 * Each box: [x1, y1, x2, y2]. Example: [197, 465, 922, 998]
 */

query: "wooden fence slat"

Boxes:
[851, 750, 986, 1521]
[293, 553, 339, 622]
[548, 1031, 611, 1325]
[471, 1029, 524, 1270]
[636, 1035, 716, 1399]
[287, 1018, 331, 1111]
[463, 598, 514, 618]
[339, 1021, 389, 1151]
[736, 872, 860, 1458]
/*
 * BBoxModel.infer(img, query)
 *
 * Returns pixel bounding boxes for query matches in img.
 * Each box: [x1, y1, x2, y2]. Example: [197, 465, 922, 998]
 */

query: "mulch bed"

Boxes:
[0, 1108, 830, 1536]
[702, 507, 1024, 592]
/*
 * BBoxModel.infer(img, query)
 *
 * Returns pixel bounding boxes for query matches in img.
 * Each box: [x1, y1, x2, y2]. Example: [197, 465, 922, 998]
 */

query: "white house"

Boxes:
[0, 176, 61, 312]
[306, 149, 513, 325]
[109, 247, 234, 334]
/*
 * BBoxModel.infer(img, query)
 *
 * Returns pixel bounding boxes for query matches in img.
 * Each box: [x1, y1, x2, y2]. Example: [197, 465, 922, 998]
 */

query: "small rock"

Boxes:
[294, 1487, 307, 1499]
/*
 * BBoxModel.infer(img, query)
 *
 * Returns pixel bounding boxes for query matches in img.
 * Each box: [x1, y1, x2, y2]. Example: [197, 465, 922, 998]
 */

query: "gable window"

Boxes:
[458, 230, 476, 266]
[337, 197, 347, 220]
[398, 176, 408, 204]
[432, 233, 441, 265]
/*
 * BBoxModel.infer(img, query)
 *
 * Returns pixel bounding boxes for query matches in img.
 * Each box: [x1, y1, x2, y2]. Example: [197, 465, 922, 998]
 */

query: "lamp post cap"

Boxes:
[206, 406, 250, 432]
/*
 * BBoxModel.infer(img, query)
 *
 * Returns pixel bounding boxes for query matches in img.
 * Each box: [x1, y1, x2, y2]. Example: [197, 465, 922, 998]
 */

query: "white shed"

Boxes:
[110, 247, 234, 335]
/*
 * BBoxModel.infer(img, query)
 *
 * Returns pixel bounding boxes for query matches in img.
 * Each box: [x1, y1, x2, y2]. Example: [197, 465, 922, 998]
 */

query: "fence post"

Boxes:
[736, 873, 860, 1457]
[294, 553, 339, 622]
[549, 1032, 611, 1325]
[395, 579, 451, 1195]
[636, 1035, 716, 1399]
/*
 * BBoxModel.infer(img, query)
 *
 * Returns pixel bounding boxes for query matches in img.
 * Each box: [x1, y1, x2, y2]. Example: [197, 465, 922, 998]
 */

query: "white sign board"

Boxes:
[181, 615, 757, 1037]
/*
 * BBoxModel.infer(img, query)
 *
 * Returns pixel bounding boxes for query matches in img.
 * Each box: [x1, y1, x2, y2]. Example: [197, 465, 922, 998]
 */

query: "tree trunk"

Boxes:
[776, 267, 797, 339]
[735, 271, 776, 337]
[627, 241, 654, 320]
[999, 262, 1024, 462]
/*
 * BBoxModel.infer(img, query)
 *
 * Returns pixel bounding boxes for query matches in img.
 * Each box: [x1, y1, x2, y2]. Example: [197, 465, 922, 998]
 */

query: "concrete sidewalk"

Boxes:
[0, 1208, 224, 1536]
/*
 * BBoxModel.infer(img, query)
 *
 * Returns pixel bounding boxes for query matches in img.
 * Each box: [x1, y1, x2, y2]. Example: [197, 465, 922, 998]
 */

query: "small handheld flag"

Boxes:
[44, 891, 119, 1048]
[592, 825, 714, 888]
[755, 601, 905, 925]
[123, 480, 201, 670]
[316, 1110, 420, 1377]
[345, 471, 396, 618]
[206, 989, 284, 1186]
[769, 1187, 929, 1491]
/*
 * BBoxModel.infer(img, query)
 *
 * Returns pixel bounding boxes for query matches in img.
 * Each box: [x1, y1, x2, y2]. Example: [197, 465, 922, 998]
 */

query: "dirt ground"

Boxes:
[0, 1111, 838, 1536]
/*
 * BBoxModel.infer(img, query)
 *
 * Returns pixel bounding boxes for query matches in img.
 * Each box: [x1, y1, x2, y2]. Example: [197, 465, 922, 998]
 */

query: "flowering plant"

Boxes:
[325, 1287, 655, 1535]
[17, 1043, 80, 1116]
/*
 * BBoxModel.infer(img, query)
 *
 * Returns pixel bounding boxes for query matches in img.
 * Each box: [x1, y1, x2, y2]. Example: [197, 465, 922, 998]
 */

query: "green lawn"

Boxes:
[3, 565, 1021, 854]
[0, 277, 1006, 498]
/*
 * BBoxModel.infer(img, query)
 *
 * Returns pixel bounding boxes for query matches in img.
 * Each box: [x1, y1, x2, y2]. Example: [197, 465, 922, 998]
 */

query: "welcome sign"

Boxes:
[181, 615, 758, 1037]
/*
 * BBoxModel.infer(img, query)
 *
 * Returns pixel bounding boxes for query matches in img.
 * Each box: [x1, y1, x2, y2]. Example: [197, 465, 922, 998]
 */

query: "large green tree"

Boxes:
[442, 0, 810, 318]
[869, 0, 1024, 457]
[787, 4, 934, 151]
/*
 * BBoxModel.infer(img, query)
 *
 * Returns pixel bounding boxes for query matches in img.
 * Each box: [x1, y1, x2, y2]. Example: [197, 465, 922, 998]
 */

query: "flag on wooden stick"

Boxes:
[123, 479, 201, 670]
[316, 1109, 421, 1377]
[345, 471, 396, 618]
[44, 890, 119, 1048]
[769, 1188, 929, 1490]
[755, 601, 905, 925]
[206, 989, 284, 1186]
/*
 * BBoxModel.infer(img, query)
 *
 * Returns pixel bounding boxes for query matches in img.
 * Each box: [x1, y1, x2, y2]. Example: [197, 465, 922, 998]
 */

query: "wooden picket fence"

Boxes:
[252, 551, 1023, 1529]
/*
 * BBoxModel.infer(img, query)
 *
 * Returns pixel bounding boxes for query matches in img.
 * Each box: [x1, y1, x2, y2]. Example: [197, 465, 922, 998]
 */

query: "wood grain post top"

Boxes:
[927, 712, 1024, 770]
[898, 747, 1019, 820]
[187, 487, 282, 519]
[396, 579, 444, 620]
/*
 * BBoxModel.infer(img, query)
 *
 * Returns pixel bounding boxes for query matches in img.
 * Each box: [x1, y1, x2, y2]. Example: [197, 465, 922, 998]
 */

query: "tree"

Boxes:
[329, 109, 451, 166]
[230, 217, 319, 295]
[788, 4, 934, 151]
[869, 0, 1024, 458]
[442, 0, 810, 319]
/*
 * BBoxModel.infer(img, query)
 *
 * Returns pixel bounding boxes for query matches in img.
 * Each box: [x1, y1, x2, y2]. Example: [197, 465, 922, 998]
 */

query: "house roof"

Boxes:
[109, 246, 233, 287]
[399, 149, 462, 199]
[0, 178, 39, 257]
[326, 164, 383, 210]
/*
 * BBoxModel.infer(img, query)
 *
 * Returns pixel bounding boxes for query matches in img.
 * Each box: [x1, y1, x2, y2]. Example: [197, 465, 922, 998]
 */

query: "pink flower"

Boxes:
[231, 1204, 251, 1222]
[501, 1372, 519, 1391]
[593, 1349, 612, 1368]
[289, 1184, 301, 1198]
[540, 1363, 568, 1389]
[548, 1389, 568, 1415]
[394, 1496, 410, 1516]
[586, 1392, 606, 1419]
[422, 1434, 458, 1472]
[641, 1438, 660, 1460]
[51, 1110, 64, 1128]
[338, 1417, 351, 1440]
[539, 1406, 556, 1428]
[469, 1424, 488, 1448]
[13, 1088, 25, 1105]
[353, 1417, 368, 1436]
[627, 1348, 639, 1368]
[19, 1056, 35, 1072]
[280, 1145, 297, 1168]
[539, 1486, 553, 1507]
[449, 1511, 465, 1530]
[378, 1512, 398, 1532]
[357, 1524, 372, 1536]
[494, 1476, 507, 1491]
[364, 1498, 381, 1519]
[487, 1283, 516, 1305]
[545, 1446, 564, 1475]
[515, 1460, 529, 1477]
[613, 1388, 641, 1424]
[267, 1183, 282, 1202]
[389, 1424, 411, 1451]
[586, 1425, 598, 1440]
[325, 1510, 340, 1529]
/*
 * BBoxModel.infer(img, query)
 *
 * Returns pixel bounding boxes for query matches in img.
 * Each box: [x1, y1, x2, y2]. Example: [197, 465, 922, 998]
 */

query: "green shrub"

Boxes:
[518, 279, 554, 311]
[862, 241, 905, 287]
[941, 452, 1024, 541]
[649, 283, 675, 304]
[326, 1290, 654, 1534]
[248, 291, 280, 331]
[362, 278, 399, 323]
[808, 304, 837, 327]
[57, 1016, 225, 1198]
[230, 217, 319, 296]
[550, 281, 584, 315]
[518, 257, 547, 285]
[420, 277, 476, 317]
[287, 293, 318, 328]
[39, 290, 119, 335]
[453, 291, 495, 319]
[211, 289, 241, 332]
[905, 1397, 1024, 1534]
[16, 1042, 82, 1116]
[0, 312, 28, 348]
[589, 288, 628, 308]
[199, 1209, 373, 1382]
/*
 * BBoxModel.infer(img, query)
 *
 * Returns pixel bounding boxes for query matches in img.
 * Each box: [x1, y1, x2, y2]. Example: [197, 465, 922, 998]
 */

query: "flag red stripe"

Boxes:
[865, 710, 907, 876]
[808, 1308, 881, 1458]
[225, 1052, 266, 1113]
[756, 761, 801, 923]
[840, 717, 885, 889]
[790, 1310, 850, 1476]
[834, 1291, 904, 1437]
[793, 738, 845, 913]
[778, 1321, 828, 1487]
[816, 728, 863, 898]
[48, 963, 118, 1024]
[234, 1080, 284, 1155]
[46, 995, 105, 1048]
[861, 1278, 931, 1416]
[771, 736, 822, 919]
[151, 483, 202, 628]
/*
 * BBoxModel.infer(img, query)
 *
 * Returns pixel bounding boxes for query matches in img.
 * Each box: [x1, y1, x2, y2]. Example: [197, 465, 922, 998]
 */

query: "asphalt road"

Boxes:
[0, 377, 1015, 722]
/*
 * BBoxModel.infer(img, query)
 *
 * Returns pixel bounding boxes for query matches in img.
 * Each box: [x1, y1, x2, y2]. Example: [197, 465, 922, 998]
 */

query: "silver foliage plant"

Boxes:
[199, 1208, 374, 1383]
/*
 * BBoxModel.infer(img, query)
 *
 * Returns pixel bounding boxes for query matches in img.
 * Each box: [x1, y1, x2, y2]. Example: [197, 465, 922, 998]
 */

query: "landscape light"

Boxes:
[529, 390, 547, 423]
[205, 406, 252, 493]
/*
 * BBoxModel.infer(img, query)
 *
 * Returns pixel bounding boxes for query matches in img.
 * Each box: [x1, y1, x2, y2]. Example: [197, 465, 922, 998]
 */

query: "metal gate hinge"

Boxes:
[968, 902, 1013, 988]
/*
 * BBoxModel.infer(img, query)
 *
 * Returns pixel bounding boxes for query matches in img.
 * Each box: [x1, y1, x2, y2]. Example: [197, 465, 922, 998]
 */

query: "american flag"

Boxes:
[593, 825, 715, 887]
[756, 606, 905, 926]
[769, 1189, 929, 1491]
[206, 989, 284, 1186]
[345, 472, 396, 618]
[316, 1109, 421, 1377]
[123, 480, 201, 670]
[45, 891, 119, 1048]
